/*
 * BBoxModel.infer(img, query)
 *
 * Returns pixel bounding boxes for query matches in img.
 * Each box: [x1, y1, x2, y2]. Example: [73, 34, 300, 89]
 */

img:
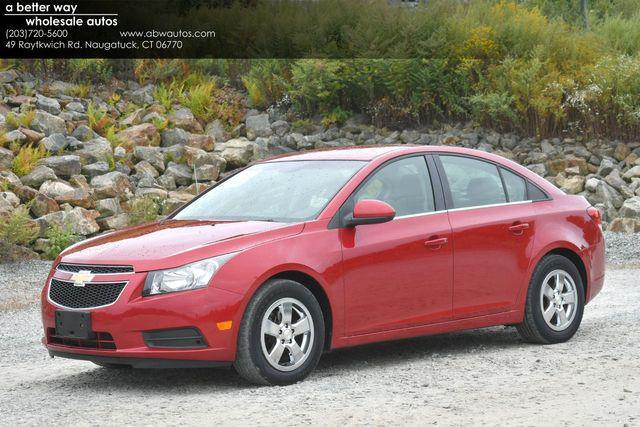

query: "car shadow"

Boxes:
[35, 326, 524, 391]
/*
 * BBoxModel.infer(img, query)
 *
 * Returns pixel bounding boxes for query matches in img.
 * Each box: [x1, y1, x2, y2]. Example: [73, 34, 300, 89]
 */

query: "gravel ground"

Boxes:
[1, 232, 639, 426]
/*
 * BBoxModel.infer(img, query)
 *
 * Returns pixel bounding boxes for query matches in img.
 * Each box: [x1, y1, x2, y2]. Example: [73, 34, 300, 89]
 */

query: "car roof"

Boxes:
[266, 146, 406, 161]
[264, 144, 511, 162]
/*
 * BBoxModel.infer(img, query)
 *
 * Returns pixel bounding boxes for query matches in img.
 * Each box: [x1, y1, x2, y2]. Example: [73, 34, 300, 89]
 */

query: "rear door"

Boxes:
[435, 154, 538, 319]
[340, 155, 453, 335]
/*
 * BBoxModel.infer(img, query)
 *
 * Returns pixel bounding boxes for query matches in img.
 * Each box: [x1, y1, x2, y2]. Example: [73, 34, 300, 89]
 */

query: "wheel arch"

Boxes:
[257, 269, 334, 351]
[526, 244, 588, 303]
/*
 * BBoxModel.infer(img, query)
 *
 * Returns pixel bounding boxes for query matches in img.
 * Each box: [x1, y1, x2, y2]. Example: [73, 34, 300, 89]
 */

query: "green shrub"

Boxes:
[321, 106, 352, 128]
[12, 145, 47, 177]
[180, 81, 215, 121]
[44, 225, 79, 260]
[242, 60, 290, 108]
[68, 59, 113, 83]
[0, 206, 38, 247]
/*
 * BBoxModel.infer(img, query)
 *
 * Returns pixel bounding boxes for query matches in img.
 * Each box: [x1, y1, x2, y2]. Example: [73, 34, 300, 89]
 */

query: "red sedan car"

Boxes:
[41, 146, 605, 385]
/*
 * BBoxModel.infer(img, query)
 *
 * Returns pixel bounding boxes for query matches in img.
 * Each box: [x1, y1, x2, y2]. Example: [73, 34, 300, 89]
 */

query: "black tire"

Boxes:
[517, 254, 585, 344]
[234, 279, 325, 385]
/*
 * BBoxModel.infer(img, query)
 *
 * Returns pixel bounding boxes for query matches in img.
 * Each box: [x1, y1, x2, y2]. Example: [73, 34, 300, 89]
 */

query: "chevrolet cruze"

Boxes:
[41, 146, 605, 385]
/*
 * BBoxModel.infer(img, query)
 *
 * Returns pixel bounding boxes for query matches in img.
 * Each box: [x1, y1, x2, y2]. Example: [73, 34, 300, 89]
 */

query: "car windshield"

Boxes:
[173, 160, 366, 222]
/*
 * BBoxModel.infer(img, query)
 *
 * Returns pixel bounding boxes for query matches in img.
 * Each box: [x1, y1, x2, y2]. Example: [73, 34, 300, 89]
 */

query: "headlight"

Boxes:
[143, 253, 238, 296]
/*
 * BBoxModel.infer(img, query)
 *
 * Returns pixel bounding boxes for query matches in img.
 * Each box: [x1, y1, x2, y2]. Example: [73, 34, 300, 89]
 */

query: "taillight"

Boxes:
[587, 206, 601, 226]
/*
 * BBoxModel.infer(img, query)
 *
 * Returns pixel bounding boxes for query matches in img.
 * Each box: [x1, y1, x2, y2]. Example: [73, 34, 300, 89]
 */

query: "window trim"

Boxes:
[433, 153, 551, 211]
[328, 154, 444, 229]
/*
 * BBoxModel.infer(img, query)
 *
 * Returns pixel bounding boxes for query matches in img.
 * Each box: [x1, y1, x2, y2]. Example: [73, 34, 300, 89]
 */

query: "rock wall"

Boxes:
[1, 71, 640, 258]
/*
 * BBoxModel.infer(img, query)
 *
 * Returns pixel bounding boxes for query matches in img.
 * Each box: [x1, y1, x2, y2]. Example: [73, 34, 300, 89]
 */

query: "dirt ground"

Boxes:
[1, 262, 638, 426]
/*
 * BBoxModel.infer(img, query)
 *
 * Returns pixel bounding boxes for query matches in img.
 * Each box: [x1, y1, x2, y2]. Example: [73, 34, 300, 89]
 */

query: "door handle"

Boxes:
[508, 222, 530, 234]
[424, 237, 448, 248]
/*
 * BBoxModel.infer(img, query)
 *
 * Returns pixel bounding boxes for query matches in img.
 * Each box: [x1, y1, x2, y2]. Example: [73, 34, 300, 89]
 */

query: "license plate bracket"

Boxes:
[55, 311, 93, 340]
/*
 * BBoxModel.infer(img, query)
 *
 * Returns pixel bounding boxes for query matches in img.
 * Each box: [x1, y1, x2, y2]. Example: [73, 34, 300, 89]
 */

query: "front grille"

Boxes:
[57, 263, 134, 274]
[47, 328, 117, 350]
[49, 279, 126, 309]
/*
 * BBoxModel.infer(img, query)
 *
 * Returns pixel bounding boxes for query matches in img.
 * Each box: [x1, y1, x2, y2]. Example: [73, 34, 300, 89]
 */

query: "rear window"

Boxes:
[440, 155, 506, 209]
[500, 168, 527, 202]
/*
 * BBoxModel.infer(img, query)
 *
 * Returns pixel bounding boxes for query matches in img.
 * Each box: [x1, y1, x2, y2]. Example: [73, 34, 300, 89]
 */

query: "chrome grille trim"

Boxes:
[57, 263, 135, 275]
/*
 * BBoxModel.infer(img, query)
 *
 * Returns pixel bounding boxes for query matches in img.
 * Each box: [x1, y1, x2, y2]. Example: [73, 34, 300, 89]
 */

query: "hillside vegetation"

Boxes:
[7, 0, 640, 140]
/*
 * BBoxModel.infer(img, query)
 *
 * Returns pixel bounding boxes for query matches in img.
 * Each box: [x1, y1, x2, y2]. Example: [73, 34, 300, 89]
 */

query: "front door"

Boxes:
[341, 156, 453, 335]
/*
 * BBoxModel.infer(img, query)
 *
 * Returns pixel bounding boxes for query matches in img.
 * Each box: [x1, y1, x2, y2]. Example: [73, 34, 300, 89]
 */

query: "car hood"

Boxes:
[59, 219, 305, 272]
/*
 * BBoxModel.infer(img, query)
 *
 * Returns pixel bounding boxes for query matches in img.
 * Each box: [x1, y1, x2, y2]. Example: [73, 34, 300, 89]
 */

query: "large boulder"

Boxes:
[133, 160, 159, 179]
[614, 143, 630, 161]
[97, 213, 130, 231]
[133, 145, 165, 172]
[39, 180, 75, 199]
[71, 125, 97, 142]
[205, 119, 225, 142]
[220, 138, 254, 168]
[186, 133, 215, 151]
[623, 165, 640, 181]
[619, 196, 640, 219]
[0, 191, 20, 213]
[35, 211, 67, 236]
[31, 110, 66, 135]
[76, 137, 113, 163]
[115, 123, 160, 148]
[560, 175, 585, 195]
[55, 188, 93, 209]
[20, 165, 57, 188]
[38, 155, 81, 178]
[161, 128, 190, 146]
[607, 218, 640, 233]
[47, 80, 75, 97]
[38, 133, 67, 153]
[163, 163, 192, 187]
[0, 69, 18, 83]
[253, 136, 293, 160]
[64, 207, 100, 236]
[162, 191, 195, 214]
[3, 130, 27, 145]
[130, 86, 154, 105]
[35, 94, 61, 115]
[96, 198, 122, 218]
[586, 180, 624, 210]
[0, 147, 15, 169]
[30, 193, 60, 217]
[90, 171, 135, 199]
[183, 146, 226, 170]
[82, 162, 110, 178]
[168, 108, 202, 133]
[246, 113, 272, 140]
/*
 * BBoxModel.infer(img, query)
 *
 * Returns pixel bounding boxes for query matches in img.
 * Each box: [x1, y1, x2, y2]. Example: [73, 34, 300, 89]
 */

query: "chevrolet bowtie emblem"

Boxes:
[70, 270, 94, 287]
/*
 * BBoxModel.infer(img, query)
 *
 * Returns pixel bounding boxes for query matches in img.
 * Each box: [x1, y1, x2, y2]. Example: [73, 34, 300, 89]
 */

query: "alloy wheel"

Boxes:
[260, 297, 315, 372]
[539, 269, 578, 331]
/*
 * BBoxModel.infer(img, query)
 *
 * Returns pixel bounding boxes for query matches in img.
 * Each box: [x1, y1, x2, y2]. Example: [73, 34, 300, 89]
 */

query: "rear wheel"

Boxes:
[234, 279, 325, 385]
[517, 254, 585, 344]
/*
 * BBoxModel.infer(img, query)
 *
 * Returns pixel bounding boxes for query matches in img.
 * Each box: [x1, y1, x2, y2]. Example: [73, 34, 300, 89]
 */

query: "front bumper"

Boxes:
[48, 349, 231, 368]
[41, 268, 246, 364]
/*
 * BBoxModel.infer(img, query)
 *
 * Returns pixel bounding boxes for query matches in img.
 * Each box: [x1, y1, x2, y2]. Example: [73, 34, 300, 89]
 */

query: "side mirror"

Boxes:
[345, 199, 396, 227]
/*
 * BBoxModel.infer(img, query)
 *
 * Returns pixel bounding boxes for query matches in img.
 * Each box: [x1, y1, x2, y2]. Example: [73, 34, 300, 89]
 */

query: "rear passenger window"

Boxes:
[440, 155, 506, 209]
[500, 168, 527, 202]
[355, 156, 435, 216]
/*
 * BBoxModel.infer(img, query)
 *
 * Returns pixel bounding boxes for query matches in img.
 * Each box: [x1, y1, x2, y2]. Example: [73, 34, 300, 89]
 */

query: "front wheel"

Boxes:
[234, 279, 325, 385]
[517, 254, 585, 344]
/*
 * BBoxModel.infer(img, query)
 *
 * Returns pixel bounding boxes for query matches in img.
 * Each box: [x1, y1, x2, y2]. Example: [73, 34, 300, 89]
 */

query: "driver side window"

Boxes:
[354, 156, 435, 216]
